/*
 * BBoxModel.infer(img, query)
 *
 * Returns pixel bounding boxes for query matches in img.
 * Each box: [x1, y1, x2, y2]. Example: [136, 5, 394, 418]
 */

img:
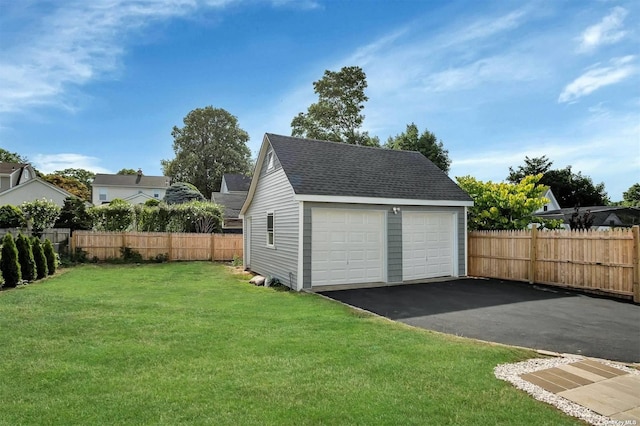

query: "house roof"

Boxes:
[212, 192, 247, 218]
[222, 174, 251, 192]
[265, 133, 472, 202]
[92, 173, 170, 188]
[0, 177, 75, 200]
[535, 206, 640, 227]
[0, 162, 28, 175]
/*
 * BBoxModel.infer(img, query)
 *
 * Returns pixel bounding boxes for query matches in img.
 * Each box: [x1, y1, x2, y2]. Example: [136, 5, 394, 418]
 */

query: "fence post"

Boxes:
[210, 233, 216, 262]
[71, 231, 77, 254]
[633, 225, 640, 303]
[529, 225, 537, 284]
[167, 233, 173, 261]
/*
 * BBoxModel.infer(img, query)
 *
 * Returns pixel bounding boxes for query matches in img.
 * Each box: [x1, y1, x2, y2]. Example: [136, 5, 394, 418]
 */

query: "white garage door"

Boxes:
[312, 209, 384, 286]
[403, 212, 454, 281]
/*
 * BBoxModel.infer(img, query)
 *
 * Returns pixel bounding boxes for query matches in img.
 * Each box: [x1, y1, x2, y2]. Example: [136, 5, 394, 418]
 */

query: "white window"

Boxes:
[99, 189, 107, 201]
[266, 151, 274, 170]
[266, 211, 274, 247]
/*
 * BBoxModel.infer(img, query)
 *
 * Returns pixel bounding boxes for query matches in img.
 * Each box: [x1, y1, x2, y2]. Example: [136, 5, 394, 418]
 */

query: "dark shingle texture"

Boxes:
[223, 174, 251, 192]
[92, 174, 170, 187]
[0, 163, 27, 174]
[266, 134, 472, 202]
[212, 192, 247, 218]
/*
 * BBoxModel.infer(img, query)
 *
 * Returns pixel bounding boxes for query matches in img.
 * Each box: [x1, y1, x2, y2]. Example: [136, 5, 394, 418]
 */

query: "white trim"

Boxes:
[266, 210, 275, 248]
[464, 206, 468, 276]
[452, 211, 459, 277]
[294, 194, 474, 207]
[297, 201, 304, 291]
[244, 216, 251, 268]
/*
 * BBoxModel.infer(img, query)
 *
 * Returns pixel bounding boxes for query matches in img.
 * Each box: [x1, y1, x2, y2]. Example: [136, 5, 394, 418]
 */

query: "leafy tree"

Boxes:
[161, 106, 251, 196]
[52, 168, 95, 189]
[1, 233, 21, 287]
[43, 239, 57, 275]
[386, 123, 451, 174]
[20, 199, 61, 237]
[16, 233, 36, 282]
[507, 157, 608, 207]
[116, 168, 138, 175]
[88, 199, 134, 231]
[622, 183, 640, 206]
[43, 174, 91, 201]
[0, 148, 28, 163]
[291, 66, 378, 146]
[456, 174, 560, 230]
[163, 182, 206, 205]
[0, 205, 26, 228]
[54, 197, 93, 233]
[31, 237, 48, 279]
[506, 156, 553, 184]
[541, 167, 608, 207]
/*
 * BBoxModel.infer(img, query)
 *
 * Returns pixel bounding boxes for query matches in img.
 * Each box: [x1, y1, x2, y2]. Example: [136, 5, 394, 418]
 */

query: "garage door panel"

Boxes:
[403, 212, 453, 281]
[312, 209, 384, 286]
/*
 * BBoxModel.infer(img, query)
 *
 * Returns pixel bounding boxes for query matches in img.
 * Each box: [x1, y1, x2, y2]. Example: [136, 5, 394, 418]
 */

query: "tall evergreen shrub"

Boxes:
[16, 233, 36, 282]
[1, 233, 21, 287]
[32, 237, 48, 279]
[43, 239, 57, 275]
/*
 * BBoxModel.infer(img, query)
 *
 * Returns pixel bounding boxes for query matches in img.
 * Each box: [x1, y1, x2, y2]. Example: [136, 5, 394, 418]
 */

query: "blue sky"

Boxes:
[1, 0, 638, 201]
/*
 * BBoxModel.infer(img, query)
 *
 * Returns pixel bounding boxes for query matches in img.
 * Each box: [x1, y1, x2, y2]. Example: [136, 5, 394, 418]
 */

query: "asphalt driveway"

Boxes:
[319, 278, 640, 363]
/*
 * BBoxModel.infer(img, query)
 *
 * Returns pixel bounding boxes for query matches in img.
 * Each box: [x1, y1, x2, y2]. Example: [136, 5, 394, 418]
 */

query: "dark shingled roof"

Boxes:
[222, 174, 251, 192]
[92, 173, 170, 187]
[0, 162, 28, 174]
[212, 192, 247, 218]
[266, 134, 472, 202]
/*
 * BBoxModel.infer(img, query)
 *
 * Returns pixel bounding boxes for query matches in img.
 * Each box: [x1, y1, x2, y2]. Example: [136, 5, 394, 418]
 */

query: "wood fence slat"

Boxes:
[468, 226, 637, 301]
[73, 231, 243, 262]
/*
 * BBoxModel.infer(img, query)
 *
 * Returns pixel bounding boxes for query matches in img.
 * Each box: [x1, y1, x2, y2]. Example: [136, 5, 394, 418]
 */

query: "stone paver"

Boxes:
[520, 360, 640, 422]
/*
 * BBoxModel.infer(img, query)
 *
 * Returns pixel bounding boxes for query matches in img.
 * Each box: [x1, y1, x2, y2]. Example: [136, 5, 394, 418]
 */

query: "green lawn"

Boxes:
[0, 263, 580, 425]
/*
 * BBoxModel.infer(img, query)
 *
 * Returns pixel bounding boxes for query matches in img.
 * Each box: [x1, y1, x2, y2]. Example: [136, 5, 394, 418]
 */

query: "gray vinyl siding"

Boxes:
[402, 206, 466, 276]
[245, 146, 299, 288]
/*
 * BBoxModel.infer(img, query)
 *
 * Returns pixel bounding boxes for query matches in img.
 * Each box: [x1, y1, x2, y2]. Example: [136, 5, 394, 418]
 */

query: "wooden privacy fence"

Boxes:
[468, 226, 640, 302]
[72, 231, 243, 262]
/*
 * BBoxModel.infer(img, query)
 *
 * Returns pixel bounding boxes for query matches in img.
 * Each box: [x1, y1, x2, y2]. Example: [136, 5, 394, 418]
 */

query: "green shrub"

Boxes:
[89, 199, 134, 231]
[16, 233, 36, 282]
[0, 205, 26, 228]
[144, 199, 160, 207]
[152, 253, 169, 263]
[54, 196, 93, 233]
[1, 233, 21, 287]
[43, 239, 57, 275]
[31, 237, 48, 279]
[20, 199, 61, 237]
[163, 182, 205, 204]
[119, 246, 143, 263]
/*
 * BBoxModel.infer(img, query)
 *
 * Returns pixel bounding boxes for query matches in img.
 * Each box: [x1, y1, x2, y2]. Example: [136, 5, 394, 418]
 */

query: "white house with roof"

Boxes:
[0, 163, 75, 207]
[91, 170, 171, 205]
[240, 134, 473, 291]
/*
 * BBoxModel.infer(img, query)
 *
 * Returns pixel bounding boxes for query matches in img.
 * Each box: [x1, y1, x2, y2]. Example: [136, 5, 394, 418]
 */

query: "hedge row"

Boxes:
[0, 233, 57, 289]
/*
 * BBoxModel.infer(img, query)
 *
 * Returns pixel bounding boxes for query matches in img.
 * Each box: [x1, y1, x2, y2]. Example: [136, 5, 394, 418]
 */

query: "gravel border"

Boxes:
[494, 356, 639, 426]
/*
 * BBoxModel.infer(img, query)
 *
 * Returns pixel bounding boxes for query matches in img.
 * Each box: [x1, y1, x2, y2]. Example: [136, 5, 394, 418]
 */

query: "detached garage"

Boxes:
[240, 133, 473, 291]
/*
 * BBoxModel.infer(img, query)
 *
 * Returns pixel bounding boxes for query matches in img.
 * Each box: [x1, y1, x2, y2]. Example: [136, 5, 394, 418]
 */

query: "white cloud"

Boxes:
[558, 56, 637, 103]
[0, 0, 239, 114]
[577, 7, 628, 53]
[33, 153, 112, 174]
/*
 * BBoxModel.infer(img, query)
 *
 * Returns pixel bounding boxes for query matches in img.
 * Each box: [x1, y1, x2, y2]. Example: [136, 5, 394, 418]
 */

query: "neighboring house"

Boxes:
[535, 188, 561, 213]
[0, 162, 75, 207]
[92, 170, 170, 205]
[211, 174, 251, 232]
[240, 133, 474, 291]
[535, 206, 640, 230]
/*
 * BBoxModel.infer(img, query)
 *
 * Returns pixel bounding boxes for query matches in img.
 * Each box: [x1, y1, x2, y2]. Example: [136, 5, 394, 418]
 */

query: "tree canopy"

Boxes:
[385, 123, 451, 174]
[291, 66, 378, 146]
[456, 174, 560, 230]
[507, 156, 608, 208]
[43, 174, 91, 201]
[117, 168, 138, 175]
[161, 106, 252, 196]
[163, 182, 206, 205]
[0, 148, 28, 164]
[622, 183, 640, 206]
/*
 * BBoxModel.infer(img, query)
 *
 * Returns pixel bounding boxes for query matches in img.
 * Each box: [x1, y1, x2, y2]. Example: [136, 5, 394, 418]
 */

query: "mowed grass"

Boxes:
[0, 263, 579, 425]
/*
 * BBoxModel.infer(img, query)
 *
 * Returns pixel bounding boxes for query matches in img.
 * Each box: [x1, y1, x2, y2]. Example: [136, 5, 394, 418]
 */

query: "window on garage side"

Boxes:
[266, 211, 275, 247]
